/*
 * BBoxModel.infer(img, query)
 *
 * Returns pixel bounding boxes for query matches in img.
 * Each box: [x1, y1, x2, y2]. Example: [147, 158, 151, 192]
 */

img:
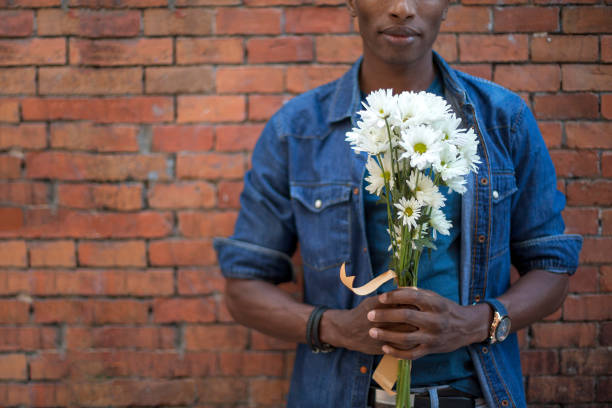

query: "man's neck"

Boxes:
[359, 51, 436, 95]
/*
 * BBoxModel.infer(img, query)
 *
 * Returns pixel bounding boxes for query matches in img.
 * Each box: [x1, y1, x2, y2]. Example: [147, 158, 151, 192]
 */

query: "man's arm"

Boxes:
[365, 269, 569, 359]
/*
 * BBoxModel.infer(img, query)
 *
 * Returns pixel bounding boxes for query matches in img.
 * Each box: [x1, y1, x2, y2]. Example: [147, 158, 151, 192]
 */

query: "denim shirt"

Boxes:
[214, 52, 582, 408]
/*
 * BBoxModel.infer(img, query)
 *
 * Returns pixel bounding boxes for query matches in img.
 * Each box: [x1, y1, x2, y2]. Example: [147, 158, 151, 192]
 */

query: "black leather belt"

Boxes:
[367, 386, 476, 408]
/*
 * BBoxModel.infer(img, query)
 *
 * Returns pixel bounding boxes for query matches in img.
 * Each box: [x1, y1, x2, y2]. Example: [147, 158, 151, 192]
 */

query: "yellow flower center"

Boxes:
[414, 142, 427, 154]
[404, 207, 413, 217]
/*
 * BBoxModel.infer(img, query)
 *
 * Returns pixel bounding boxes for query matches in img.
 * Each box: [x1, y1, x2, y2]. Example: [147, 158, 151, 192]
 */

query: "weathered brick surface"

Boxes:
[0, 1, 607, 407]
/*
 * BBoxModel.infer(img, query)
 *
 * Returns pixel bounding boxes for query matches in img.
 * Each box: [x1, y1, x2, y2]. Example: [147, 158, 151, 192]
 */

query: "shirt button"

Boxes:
[314, 199, 322, 209]
[482, 346, 488, 354]
[492, 190, 499, 199]
[501, 400, 509, 406]
[474, 294, 481, 302]
[363, 247, 367, 253]
[480, 177, 488, 186]
[478, 235, 486, 243]
[360, 366, 367, 374]
[353, 188, 359, 195]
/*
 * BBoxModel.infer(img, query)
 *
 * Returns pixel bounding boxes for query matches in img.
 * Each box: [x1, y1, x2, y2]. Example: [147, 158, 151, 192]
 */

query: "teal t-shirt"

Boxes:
[363, 76, 481, 397]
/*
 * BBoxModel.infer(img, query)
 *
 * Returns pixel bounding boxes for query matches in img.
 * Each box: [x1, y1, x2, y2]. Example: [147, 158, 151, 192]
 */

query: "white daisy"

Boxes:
[407, 171, 446, 209]
[453, 128, 481, 172]
[399, 125, 443, 170]
[430, 207, 452, 238]
[394, 197, 422, 230]
[345, 121, 389, 155]
[445, 175, 468, 194]
[359, 89, 397, 128]
[387, 223, 403, 254]
[365, 154, 393, 196]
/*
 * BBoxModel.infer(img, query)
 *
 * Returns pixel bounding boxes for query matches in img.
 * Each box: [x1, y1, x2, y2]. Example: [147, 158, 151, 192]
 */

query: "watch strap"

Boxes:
[483, 298, 508, 319]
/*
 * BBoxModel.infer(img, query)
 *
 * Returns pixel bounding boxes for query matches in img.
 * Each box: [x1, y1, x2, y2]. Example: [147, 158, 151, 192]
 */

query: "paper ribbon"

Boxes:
[339, 262, 399, 396]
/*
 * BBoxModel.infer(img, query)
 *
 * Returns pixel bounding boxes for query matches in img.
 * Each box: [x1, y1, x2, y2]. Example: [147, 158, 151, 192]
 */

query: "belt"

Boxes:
[367, 386, 477, 408]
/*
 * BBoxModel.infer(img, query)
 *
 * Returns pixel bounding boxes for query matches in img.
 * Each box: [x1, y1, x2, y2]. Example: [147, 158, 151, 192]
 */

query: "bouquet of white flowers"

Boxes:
[341, 88, 481, 408]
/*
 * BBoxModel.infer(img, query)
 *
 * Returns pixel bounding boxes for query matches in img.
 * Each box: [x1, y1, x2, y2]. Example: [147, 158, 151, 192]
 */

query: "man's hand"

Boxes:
[365, 287, 491, 360]
[321, 295, 418, 355]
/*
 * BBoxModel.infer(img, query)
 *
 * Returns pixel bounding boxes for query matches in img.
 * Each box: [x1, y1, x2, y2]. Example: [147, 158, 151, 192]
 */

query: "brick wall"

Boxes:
[0, 0, 610, 406]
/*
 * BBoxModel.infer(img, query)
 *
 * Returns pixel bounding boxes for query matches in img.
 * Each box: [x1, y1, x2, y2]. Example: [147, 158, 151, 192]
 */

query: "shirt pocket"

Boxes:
[290, 183, 352, 271]
[490, 173, 518, 259]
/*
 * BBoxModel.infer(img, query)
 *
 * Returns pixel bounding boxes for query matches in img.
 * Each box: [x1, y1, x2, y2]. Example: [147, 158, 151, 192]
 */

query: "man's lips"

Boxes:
[380, 26, 420, 37]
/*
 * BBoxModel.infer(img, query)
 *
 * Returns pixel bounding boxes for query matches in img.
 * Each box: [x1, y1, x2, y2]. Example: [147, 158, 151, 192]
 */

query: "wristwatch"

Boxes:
[483, 299, 511, 344]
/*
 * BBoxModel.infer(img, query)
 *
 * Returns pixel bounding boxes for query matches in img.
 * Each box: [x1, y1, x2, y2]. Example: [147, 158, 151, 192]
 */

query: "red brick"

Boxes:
[285, 7, 351, 33]
[604, 152, 612, 178]
[22, 97, 173, 123]
[564, 294, 612, 320]
[602, 94, 612, 119]
[566, 122, 612, 148]
[248, 36, 313, 63]
[459, 34, 528, 62]
[0, 11, 33, 36]
[249, 95, 290, 121]
[29, 352, 68, 380]
[0, 124, 46, 150]
[69, 0, 165, 5]
[26, 152, 168, 181]
[219, 351, 284, 376]
[58, 183, 142, 211]
[563, 6, 612, 33]
[0, 300, 29, 323]
[532, 35, 598, 62]
[562, 65, 612, 91]
[494, 7, 559, 32]
[0, 182, 48, 205]
[601, 320, 612, 345]
[177, 95, 246, 123]
[245, 0, 302, 4]
[551, 150, 599, 178]
[217, 66, 284, 94]
[38, 9, 139, 37]
[29, 240, 75, 267]
[215, 124, 263, 152]
[0, 38, 65, 66]
[286, 65, 348, 93]
[0, 67, 36, 94]
[184, 325, 248, 350]
[562, 208, 598, 237]
[69, 380, 195, 406]
[125, 269, 174, 296]
[0, 207, 22, 232]
[568, 266, 597, 294]
[535, 93, 598, 120]
[37, 299, 149, 324]
[316, 35, 362, 63]
[597, 377, 612, 402]
[50, 122, 139, 152]
[528, 376, 594, 403]
[561, 348, 612, 375]
[603, 209, 612, 236]
[463, 0, 527, 5]
[0, 209, 172, 239]
[174, 0, 240, 4]
[177, 267, 225, 295]
[151, 125, 213, 152]
[440, 6, 490, 32]
[538, 122, 562, 148]
[196, 378, 248, 403]
[0, 354, 26, 380]
[78, 240, 146, 267]
[603, 36, 612, 62]
[452, 64, 492, 80]
[433, 34, 458, 62]
[144, 9, 213, 35]
[176, 153, 245, 179]
[494, 65, 560, 92]
[0, 327, 56, 351]
[178, 211, 238, 238]
[218, 180, 243, 209]
[70, 38, 172, 66]
[531, 322, 596, 347]
[145, 66, 214, 94]
[153, 298, 216, 323]
[251, 378, 290, 405]
[520, 349, 559, 375]
[148, 182, 216, 209]
[567, 181, 612, 207]
[0, 241, 26, 267]
[0, 99, 19, 123]
[176, 38, 243, 64]
[66, 326, 175, 349]
[39, 67, 142, 95]
[251, 331, 296, 350]
[149, 239, 216, 266]
[217, 8, 281, 34]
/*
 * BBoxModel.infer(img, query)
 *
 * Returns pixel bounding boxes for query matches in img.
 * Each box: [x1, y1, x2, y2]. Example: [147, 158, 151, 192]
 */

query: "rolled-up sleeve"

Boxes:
[509, 102, 582, 275]
[213, 113, 297, 284]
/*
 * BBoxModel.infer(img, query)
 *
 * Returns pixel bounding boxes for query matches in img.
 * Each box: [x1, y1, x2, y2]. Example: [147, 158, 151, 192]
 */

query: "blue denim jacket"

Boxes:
[214, 53, 582, 408]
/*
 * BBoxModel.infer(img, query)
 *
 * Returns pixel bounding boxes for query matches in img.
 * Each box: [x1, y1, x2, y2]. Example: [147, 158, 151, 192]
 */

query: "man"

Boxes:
[214, 0, 582, 406]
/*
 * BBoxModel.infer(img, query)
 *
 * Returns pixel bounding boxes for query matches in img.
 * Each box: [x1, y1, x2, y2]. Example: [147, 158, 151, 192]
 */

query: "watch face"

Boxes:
[495, 316, 511, 342]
